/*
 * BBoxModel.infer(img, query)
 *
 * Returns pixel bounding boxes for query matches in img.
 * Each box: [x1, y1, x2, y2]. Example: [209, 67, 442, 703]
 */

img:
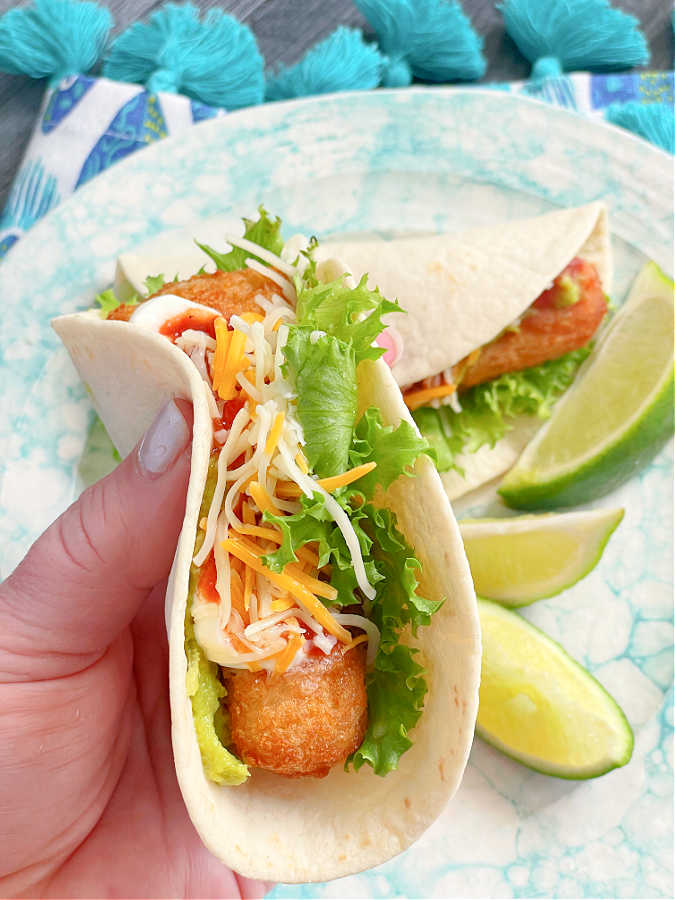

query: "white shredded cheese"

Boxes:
[276, 438, 376, 601]
[332, 613, 380, 666]
[245, 256, 296, 303]
[193, 405, 250, 567]
[214, 514, 231, 631]
[223, 234, 297, 277]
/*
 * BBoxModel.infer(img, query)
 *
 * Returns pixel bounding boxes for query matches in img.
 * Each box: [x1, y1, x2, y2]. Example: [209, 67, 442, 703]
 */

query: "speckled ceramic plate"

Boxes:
[0, 89, 672, 899]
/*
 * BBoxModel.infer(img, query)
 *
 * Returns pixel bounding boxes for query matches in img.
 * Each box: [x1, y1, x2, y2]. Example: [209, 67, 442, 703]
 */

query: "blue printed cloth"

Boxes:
[0, 74, 224, 257]
[1, 70, 672, 259]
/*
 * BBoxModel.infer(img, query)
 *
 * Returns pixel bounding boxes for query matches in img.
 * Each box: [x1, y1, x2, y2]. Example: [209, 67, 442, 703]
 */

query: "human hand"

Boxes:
[0, 400, 270, 899]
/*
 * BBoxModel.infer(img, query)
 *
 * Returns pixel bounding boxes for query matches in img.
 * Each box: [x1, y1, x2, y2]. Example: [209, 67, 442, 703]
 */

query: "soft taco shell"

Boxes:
[53, 311, 481, 883]
[113, 206, 612, 502]
[314, 202, 612, 388]
[314, 203, 611, 499]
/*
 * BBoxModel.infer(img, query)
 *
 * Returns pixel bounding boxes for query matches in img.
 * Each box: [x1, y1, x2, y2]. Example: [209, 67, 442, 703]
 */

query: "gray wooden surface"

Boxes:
[0, 0, 672, 211]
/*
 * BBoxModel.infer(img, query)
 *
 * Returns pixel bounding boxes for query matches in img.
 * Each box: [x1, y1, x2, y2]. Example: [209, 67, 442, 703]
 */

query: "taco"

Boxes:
[53, 210, 481, 883]
[313, 203, 612, 499]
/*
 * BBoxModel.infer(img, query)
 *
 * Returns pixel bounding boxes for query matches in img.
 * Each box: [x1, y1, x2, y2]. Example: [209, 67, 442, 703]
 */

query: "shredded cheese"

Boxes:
[211, 317, 230, 395]
[193, 405, 251, 567]
[245, 256, 296, 303]
[248, 480, 283, 517]
[403, 382, 457, 411]
[276, 439, 376, 601]
[271, 596, 296, 613]
[224, 328, 249, 400]
[332, 612, 380, 666]
[273, 634, 305, 673]
[276, 460, 377, 498]
[223, 537, 351, 643]
[234, 522, 320, 568]
[343, 633, 368, 653]
[265, 411, 285, 456]
[283, 564, 337, 601]
[222, 234, 297, 278]
[154, 245, 389, 676]
[295, 450, 309, 474]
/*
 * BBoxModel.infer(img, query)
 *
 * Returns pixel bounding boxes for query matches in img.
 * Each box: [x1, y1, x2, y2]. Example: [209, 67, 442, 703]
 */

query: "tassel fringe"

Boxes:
[0, 0, 111, 83]
[356, 0, 485, 85]
[499, 0, 649, 75]
[606, 101, 674, 154]
[0, 0, 666, 166]
[103, 3, 264, 109]
[266, 27, 382, 101]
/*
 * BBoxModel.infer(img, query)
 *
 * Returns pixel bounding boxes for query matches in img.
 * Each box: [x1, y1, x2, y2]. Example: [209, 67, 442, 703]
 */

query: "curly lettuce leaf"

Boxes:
[262, 483, 440, 776]
[349, 504, 441, 776]
[196, 206, 283, 272]
[144, 273, 166, 293]
[350, 645, 427, 776]
[261, 493, 337, 573]
[413, 347, 591, 473]
[349, 407, 434, 500]
[93, 288, 139, 317]
[365, 504, 442, 641]
[296, 274, 401, 363]
[261, 493, 381, 607]
[93, 273, 164, 318]
[283, 328, 358, 477]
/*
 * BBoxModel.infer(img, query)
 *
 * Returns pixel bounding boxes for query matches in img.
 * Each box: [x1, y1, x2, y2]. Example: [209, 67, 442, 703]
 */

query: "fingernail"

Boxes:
[138, 399, 191, 478]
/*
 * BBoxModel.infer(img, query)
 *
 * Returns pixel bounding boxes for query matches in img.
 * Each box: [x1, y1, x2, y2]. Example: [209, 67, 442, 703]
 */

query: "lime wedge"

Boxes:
[477, 599, 634, 778]
[460, 508, 623, 606]
[499, 261, 674, 509]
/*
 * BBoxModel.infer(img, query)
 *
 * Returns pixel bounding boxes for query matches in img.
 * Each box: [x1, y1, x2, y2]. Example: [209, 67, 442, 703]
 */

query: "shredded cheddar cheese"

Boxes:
[211, 317, 230, 395]
[270, 596, 296, 613]
[284, 564, 337, 601]
[247, 481, 283, 517]
[273, 634, 305, 673]
[216, 328, 248, 401]
[243, 563, 253, 612]
[276, 461, 377, 498]
[343, 633, 368, 653]
[295, 450, 309, 474]
[240, 312, 265, 325]
[403, 382, 457, 411]
[222, 537, 351, 643]
[164, 262, 381, 677]
[265, 411, 285, 456]
[234, 522, 320, 568]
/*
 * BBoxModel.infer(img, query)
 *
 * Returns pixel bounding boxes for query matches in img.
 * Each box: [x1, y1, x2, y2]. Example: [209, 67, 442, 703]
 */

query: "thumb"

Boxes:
[0, 399, 193, 680]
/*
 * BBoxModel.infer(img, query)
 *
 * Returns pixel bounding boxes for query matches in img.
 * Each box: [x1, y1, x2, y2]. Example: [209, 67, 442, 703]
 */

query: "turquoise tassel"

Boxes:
[103, 3, 264, 109]
[355, 0, 485, 86]
[606, 101, 674, 155]
[266, 27, 382, 101]
[0, 0, 112, 83]
[499, 0, 649, 74]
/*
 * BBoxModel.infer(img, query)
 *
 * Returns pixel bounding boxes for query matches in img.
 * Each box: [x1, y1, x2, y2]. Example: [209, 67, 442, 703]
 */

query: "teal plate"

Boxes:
[0, 89, 672, 898]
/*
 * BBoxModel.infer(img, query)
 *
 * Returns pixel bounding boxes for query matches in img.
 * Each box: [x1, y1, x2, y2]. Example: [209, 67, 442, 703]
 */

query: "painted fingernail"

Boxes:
[138, 399, 190, 478]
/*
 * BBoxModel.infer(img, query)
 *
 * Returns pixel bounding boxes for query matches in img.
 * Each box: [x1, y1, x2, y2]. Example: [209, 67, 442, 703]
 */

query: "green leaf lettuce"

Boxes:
[196, 207, 284, 273]
[413, 347, 591, 473]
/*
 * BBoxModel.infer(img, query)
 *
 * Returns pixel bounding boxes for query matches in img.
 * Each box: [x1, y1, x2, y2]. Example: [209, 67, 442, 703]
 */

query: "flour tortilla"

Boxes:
[315, 203, 612, 499]
[53, 312, 481, 883]
[315, 202, 612, 387]
[114, 205, 611, 500]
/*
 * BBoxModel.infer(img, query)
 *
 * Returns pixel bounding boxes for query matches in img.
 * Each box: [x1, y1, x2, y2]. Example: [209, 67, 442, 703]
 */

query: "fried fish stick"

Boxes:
[108, 269, 284, 322]
[225, 644, 368, 778]
[460, 258, 607, 389]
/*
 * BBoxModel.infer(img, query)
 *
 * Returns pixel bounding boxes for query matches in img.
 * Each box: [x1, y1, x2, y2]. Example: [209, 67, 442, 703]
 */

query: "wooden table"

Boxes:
[0, 0, 672, 210]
